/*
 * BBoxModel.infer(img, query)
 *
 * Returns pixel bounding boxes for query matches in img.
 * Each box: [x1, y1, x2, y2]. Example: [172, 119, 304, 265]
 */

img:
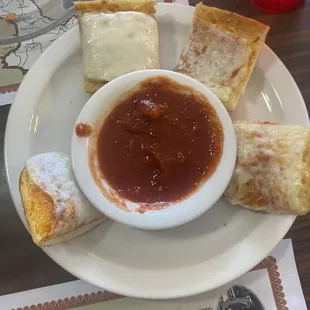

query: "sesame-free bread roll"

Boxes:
[223, 121, 310, 215]
[19, 152, 105, 247]
[174, 3, 269, 111]
[74, 0, 159, 94]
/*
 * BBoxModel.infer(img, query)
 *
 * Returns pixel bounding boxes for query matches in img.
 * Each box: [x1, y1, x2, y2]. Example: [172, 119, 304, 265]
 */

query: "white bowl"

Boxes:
[71, 70, 236, 230]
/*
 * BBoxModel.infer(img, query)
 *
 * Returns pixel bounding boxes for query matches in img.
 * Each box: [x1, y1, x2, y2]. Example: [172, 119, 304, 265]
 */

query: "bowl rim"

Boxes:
[71, 69, 237, 230]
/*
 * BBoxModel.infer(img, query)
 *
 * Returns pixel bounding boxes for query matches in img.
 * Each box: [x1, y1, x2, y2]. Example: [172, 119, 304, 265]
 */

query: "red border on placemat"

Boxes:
[14, 291, 122, 310]
[0, 83, 19, 94]
[251, 256, 288, 310]
[13, 256, 288, 310]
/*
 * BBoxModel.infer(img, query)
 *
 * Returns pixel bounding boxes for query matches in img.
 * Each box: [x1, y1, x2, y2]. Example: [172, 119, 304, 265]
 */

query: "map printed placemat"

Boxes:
[0, 239, 306, 310]
[0, 0, 189, 106]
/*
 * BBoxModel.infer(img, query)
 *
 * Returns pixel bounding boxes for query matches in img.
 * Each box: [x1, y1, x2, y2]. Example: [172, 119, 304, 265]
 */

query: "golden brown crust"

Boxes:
[19, 168, 54, 246]
[300, 137, 310, 214]
[74, 0, 156, 17]
[194, 3, 269, 42]
[84, 77, 108, 94]
[176, 3, 269, 111]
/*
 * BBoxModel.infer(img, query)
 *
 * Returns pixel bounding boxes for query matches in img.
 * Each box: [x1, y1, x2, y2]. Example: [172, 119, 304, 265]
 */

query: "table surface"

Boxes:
[0, 0, 310, 306]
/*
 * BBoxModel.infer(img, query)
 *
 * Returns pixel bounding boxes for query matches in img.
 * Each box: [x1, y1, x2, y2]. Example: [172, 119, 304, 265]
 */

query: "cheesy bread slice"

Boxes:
[223, 121, 310, 215]
[174, 4, 269, 111]
[75, 0, 159, 94]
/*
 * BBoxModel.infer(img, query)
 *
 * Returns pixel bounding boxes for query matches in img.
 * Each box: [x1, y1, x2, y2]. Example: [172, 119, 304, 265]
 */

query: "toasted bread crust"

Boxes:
[194, 3, 269, 41]
[84, 77, 108, 94]
[74, 0, 156, 16]
[19, 168, 54, 246]
[175, 3, 269, 111]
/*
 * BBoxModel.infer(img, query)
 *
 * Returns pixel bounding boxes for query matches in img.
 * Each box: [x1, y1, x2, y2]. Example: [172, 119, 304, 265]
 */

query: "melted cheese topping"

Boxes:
[81, 11, 159, 82]
[224, 122, 310, 214]
[26, 152, 103, 233]
[175, 23, 251, 103]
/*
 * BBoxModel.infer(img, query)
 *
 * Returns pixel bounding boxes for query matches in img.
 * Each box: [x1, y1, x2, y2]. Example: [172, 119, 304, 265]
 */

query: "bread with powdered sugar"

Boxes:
[19, 152, 106, 246]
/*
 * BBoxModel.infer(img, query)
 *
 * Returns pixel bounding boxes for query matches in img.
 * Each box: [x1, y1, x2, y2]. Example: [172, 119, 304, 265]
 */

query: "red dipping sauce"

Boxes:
[75, 122, 92, 137]
[94, 76, 223, 206]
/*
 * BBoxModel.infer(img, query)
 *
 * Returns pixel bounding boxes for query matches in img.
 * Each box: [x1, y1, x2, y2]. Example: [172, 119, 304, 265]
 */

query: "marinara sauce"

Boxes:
[96, 76, 223, 204]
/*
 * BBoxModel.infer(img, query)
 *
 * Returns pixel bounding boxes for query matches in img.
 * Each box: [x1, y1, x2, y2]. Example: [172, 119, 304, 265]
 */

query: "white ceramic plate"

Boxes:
[5, 4, 309, 299]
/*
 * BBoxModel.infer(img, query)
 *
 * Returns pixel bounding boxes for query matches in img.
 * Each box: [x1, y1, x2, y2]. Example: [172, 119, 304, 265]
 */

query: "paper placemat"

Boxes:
[0, 239, 306, 310]
[0, 0, 189, 106]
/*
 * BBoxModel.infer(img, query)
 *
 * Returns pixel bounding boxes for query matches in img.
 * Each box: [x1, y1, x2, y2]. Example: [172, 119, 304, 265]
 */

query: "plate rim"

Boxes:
[4, 3, 308, 299]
